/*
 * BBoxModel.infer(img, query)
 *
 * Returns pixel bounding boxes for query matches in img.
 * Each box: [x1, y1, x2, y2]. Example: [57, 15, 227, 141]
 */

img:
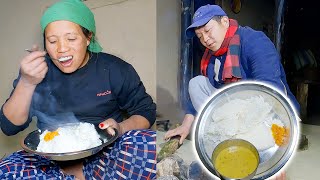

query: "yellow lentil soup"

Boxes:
[214, 146, 258, 178]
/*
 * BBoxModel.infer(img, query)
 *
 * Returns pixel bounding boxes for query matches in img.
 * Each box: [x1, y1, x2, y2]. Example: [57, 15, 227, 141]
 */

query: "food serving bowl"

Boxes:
[194, 81, 300, 179]
[212, 139, 259, 180]
[21, 125, 119, 161]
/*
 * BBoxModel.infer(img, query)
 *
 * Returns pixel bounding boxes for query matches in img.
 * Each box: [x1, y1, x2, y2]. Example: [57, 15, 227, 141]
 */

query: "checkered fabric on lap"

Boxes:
[0, 150, 71, 180]
[83, 129, 156, 180]
[0, 129, 156, 180]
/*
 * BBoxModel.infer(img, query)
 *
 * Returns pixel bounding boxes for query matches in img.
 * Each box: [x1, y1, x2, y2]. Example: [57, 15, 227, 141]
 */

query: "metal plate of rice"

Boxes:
[21, 126, 118, 161]
[194, 81, 300, 180]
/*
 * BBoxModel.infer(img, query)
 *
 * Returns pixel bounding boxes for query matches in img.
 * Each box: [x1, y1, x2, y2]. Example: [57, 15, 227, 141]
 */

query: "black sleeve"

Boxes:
[110, 63, 156, 127]
[0, 75, 33, 136]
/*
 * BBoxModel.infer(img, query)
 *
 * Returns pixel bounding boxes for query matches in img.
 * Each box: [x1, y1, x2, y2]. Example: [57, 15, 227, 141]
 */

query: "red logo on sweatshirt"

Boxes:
[97, 90, 112, 96]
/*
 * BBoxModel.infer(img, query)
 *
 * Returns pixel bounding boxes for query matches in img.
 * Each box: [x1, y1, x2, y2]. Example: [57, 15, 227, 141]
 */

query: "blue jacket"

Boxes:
[186, 26, 300, 115]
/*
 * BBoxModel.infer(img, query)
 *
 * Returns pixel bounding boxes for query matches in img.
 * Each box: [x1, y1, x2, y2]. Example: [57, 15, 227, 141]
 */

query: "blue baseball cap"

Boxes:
[186, 4, 227, 38]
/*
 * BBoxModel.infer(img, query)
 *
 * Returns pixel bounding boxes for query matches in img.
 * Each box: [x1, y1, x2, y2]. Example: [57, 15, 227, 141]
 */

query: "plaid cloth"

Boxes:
[0, 129, 156, 180]
[200, 19, 242, 83]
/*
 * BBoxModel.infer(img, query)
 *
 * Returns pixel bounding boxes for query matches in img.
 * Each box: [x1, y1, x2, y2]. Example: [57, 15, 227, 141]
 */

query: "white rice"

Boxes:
[204, 96, 284, 153]
[37, 122, 102, 153]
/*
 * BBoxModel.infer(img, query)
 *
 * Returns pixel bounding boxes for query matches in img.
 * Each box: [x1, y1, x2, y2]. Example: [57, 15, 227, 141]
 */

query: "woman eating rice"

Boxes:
[0, 0, 156, 179]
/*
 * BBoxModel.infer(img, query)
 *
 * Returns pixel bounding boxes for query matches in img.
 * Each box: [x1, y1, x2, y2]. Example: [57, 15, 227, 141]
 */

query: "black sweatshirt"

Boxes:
[0, 52, 156, 135]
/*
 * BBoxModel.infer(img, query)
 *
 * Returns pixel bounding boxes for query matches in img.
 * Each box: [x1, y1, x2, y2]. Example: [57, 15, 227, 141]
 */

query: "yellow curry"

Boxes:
[271, 124, 288, 146]
[214, 146, 258, 178]
[44, 130, 59, 142]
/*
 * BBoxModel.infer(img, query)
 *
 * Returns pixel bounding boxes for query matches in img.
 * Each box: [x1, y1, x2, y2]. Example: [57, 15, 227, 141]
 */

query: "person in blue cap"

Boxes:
[166, 3, 298, 174]
[165, 4, 296, 180]
[0, 0, 156, 179]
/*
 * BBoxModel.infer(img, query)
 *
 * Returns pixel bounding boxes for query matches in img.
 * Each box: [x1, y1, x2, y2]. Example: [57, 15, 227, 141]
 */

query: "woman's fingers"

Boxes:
[99, 119, 117, 136]
[31, 44, 39, 51]
[20, 49, 48, 86]
[28, 60, 48, 77]
[106, 127, 115, 136]
[22, 51, 47, 64]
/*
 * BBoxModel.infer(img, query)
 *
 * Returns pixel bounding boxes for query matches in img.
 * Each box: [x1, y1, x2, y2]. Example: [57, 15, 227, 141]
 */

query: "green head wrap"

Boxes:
[40, 0, 102, 52]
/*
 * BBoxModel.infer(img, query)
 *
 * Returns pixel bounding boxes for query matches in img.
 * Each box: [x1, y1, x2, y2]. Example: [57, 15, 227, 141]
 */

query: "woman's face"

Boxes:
[45, 20, 90, 73]
[195, 17, 229, 52]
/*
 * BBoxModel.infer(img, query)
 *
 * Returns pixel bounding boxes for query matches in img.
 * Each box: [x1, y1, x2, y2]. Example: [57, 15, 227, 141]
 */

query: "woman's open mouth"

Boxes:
[58, 56, 73, 67]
